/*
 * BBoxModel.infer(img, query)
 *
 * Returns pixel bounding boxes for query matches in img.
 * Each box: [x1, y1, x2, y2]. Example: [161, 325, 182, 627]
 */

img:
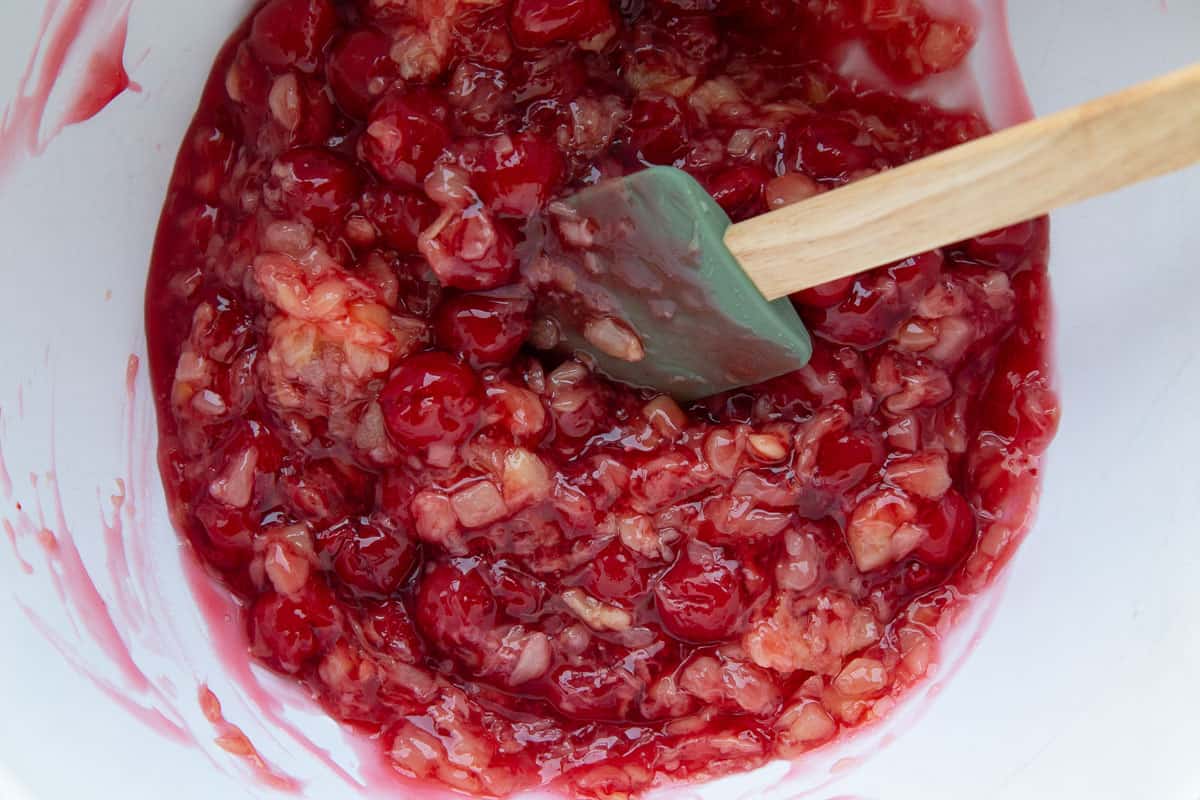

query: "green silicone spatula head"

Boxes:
[530, 166, 813, 402]
[529, 65, 1200, 401]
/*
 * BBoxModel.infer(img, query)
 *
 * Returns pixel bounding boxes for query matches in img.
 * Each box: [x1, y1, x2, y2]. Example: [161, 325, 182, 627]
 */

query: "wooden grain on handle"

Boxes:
[726, 63, 1200, 301]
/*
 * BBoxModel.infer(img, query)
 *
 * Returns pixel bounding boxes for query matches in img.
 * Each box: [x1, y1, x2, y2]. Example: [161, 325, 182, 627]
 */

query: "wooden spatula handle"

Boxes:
[725, 63, 1200, 302]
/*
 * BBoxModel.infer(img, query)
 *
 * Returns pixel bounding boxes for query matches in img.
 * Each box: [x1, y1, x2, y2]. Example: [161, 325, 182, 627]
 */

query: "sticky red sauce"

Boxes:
[0, 410, 13, 499]
[198, 685, 302, 791]
[0, 0, 139, 179]
[1, 0, 1056, 798]
[98, 356, 145, 626]
[37, 466, 152, 694]
[142, 0, 1057, 797]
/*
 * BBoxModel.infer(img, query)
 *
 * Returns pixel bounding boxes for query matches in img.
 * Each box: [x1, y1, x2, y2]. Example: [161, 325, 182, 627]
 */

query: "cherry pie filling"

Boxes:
[146, 0, 1058, 796]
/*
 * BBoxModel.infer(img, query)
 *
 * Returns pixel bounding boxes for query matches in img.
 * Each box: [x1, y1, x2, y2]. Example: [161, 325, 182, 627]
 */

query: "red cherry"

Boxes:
[331, 517, 418, 597]
[913, 489, 975, 566]
[249, 0, 337, 73]
[188, 291, 254, 365]
[415, 558, 497, 661]
[378, 469, 418, 524]
[706, 164, 770, 220]
[867, 14, 974, 83]
[718, 0, 791, 30]
[573, 541, 646, 604]
[227, 42, 271, 107]
[270, 147, 361, 227]
[362, 599, 424, 662]
[962, 219, 1044, 272]
[279, 73, 336, 147]
[194, 498, 254, 562]
[511, 50, 586, 105]
[360, 89, 451, 187]
[790, 117, 879, 180]
[357, 0, 411, 24]
[363, 186, 438, 253]
[451, 7, 515, 68]
[248, 582, 338, 673]
[250, 420, 287, 470]
[803, 292, 890, 347]
[476, 133, 565, 216]
[804, 251, 942, 347]
[419, 206, 517, 291]
[327, 28, 398, 118]
[629, 94, 689, 165]
[814, 429, 884, 489]
[391, 255, 444, 318]
[510, 0, 615, 47]
[379, 351, 482, 449]
[1013, 268, 1053, 341]
[205, 421, 284, 502]
[489, 560, 546, 618]
[669, 13, 724, 65]
[433, 292, 532, 367]
[447, 62, 513, 135]
[978, 308, 1058, 456]
[191, 124, 239, 204]
[794, 276, 856, 309]
[654, 540, 745, 643]
[280, 458, 376, 526]
[891, 558, 942, 597]
[547, 663, 638, 721]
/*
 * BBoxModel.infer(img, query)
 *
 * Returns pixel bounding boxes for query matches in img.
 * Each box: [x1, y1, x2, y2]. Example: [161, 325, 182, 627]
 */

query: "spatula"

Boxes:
[539, 62, 1200, 401]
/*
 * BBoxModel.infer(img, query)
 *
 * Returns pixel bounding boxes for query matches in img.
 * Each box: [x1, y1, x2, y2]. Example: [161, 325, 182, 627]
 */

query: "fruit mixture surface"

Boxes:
[146, 0, 1059, 796]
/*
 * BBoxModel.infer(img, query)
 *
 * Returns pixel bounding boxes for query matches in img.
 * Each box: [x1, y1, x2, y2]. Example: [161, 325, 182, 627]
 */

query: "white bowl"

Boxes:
[1, 2, 1199, 799]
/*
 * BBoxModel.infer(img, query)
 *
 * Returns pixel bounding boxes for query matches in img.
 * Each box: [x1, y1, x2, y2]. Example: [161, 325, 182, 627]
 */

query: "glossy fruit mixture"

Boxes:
[146, 0, 1058, 796]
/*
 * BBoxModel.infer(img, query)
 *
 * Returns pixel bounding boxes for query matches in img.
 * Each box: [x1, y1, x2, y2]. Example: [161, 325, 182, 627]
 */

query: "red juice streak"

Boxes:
[181, 555, 364, 789]
[99, 355, 146, 628]
[50, 419, 209, 734]
[20, 603, 193, 744]
[41, 463, 151, 693]
[198, 685, 302, 792]
[117, 352, 169, 649]
[124, 355, 156, 590]
[64, 2, 140, 125]
[22, 471, 81, 637]
[0, 407, 19, 568]
[0, 0, 139, 179]
[0, 415, 12, 500]
[976, 0, 1036, 127]
[99, 476, 144, 627]
[2, 385, 191, 738]
[3, 518, 33, 574]
[2, 358, 316, 790]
